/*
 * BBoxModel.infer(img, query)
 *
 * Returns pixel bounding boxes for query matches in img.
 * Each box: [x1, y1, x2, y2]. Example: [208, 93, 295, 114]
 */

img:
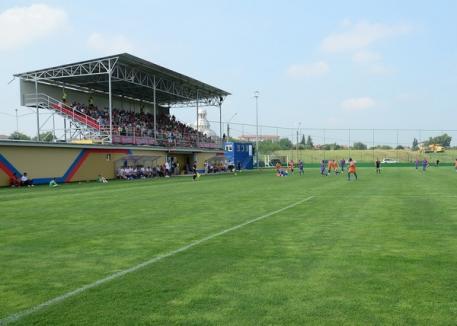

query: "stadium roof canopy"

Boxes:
[14, 53, 230, 108]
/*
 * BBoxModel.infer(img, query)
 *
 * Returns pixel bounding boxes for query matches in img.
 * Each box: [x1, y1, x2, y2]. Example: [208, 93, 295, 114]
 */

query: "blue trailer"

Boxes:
[224, 142, 254, 170]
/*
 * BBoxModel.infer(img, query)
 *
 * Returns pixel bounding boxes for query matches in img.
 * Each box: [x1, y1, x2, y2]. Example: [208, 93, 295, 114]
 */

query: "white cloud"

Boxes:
[87, 33, 135, 54]
[286, 61, 330, 78]
[352, 50, 382, 64]
[321, 21, 412, 53]
[341, 97, 376, 111]
[0, 4, 67, 51]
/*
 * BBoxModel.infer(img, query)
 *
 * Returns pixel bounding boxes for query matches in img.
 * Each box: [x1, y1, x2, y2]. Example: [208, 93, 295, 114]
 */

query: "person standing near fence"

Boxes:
[422, 158, 428, 172]
[340, 158, 346, 172]
[375, 158, 381, 174]
[289, 160, 295, 175]
[298, 160, 304, 176]
[320, 160, 327, 176]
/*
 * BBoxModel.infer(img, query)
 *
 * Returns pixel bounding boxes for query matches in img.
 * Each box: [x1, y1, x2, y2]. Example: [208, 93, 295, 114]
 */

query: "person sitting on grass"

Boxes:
[9, 173, 21, 187]
[49, 178, 59, 187]
[20, 172, 34, 187]
[98, 174, 108, 183]
[348, 158, 358, 181]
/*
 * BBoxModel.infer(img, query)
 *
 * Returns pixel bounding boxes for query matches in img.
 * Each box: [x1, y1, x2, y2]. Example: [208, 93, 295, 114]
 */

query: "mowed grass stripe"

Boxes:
[12, 193, 457, 325]
[0, 196, 314, 325]
[1, 167, 457, 324]
[0, 170, 325, 319]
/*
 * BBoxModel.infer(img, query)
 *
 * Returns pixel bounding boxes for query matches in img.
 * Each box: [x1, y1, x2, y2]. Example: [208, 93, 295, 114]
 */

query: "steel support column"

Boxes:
[108, 61, 113, 143]
[153, 76, 157, 139]
[196, 90, 199, 145]
[35, 78, 40, 141]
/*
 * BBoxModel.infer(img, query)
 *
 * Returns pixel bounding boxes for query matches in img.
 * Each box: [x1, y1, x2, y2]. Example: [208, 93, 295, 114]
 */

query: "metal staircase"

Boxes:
[24, 93, 110, 143]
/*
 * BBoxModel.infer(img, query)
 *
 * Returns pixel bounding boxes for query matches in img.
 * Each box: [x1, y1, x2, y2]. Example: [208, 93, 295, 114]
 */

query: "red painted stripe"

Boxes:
[0, 161, 14, 179]
[65, 151, 90, 182]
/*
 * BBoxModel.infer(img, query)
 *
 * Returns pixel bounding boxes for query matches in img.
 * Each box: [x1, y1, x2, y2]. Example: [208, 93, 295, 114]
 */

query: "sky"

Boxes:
[0, 0, 456, 145]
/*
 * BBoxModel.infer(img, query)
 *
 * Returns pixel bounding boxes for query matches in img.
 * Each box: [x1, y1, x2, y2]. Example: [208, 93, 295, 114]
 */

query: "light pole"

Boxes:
[226, 113, 237, 139]
[254, 91, 259, 168]
[296, 122, 301, 162]
[15, 108, 19, 132]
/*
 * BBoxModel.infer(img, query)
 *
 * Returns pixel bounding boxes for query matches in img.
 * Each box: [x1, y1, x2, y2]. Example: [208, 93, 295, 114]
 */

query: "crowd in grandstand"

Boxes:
[70, 101, 216, 147]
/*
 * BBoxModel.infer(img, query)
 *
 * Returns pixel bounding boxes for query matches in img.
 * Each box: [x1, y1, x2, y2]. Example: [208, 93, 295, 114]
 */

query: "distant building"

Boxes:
[238, 134, 280, 142]
[191, 108, 217, 138]
[0, 135, 9, 140]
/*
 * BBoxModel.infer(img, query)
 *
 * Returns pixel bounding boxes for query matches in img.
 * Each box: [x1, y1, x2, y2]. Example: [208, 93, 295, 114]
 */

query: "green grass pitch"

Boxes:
[1, 167, 457, 325]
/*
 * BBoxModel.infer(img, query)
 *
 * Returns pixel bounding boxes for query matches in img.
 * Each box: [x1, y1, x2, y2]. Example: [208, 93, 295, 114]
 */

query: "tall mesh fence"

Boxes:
[211, 120, 457, 164]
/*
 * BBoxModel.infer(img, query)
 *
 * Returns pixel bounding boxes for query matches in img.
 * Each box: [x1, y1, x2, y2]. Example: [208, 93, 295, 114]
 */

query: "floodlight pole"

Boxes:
[15, 108, 19, 132]
[226, 113, 237, 139]
[254, 91, 259, 169]
[296, 122, 301, 162]
[108, 61, 113, 144]
[219, 100, 222, 148]
[372, 128, 375, 160]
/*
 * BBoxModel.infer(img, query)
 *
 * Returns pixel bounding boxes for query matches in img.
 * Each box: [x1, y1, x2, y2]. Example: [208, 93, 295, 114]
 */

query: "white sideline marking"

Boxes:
[0, 196, 314, 325]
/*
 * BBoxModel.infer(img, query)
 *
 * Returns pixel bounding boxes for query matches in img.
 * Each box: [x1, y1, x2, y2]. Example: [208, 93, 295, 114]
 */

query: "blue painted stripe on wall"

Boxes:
[0, 154, 21, 176]
[62, 149, 86, 181]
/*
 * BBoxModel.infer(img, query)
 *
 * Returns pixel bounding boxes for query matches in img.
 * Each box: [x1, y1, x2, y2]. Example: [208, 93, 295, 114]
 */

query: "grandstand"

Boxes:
[15, 53, 229, 146]
[0, 54, 230, 186]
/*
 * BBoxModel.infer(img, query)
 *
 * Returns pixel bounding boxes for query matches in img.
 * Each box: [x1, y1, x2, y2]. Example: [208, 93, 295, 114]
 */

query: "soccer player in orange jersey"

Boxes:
[333, 160, 340, 175]
[348, 158, 358, 181]
[327, 160, 333, 175]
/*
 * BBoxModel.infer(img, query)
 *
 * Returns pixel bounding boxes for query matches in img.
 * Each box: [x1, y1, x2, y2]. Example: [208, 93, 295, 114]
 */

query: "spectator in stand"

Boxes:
[70, 100, 218, 148]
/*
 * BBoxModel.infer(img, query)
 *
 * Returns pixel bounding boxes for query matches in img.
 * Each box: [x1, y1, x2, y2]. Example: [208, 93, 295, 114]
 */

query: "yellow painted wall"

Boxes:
[0, 144, 221, 186]
[0, 146, 79, 179]
[71, 152, 126, 181]
[0, 169, 9, 186]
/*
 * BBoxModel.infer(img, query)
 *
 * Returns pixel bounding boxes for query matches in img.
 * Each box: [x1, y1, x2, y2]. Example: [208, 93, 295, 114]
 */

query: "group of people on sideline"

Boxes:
[6, 157, 457, 188]
[8, 172, 33, 187]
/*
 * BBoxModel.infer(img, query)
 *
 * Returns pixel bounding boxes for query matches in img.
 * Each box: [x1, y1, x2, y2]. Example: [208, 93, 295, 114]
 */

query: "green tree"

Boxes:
[278, 138, 293, 149]
[306, 136, 314, 148]
[300, 135, 306, 145]
[395, 145, 405, 150]
[412, 138, 419, 150]
[8, 131, 31, 140]
[32, 132, 55, 142]
[257, 140, 281, 154]
[424, 133, 452, 147]
[352, 142, 367, 150]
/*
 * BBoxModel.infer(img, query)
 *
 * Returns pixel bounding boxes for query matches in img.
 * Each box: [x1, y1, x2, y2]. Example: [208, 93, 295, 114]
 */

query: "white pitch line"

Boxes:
[0, 196, 314, 325]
